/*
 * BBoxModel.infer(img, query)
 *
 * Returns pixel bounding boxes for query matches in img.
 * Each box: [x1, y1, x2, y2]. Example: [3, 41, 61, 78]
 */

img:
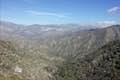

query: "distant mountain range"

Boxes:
[0, 21, 120, 80]
[1, 21, 115, 40]
[49, 25, 120, 57]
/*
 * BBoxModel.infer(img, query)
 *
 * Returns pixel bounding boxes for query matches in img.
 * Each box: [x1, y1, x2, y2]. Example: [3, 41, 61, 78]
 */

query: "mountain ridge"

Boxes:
[0, 21, 120, 80]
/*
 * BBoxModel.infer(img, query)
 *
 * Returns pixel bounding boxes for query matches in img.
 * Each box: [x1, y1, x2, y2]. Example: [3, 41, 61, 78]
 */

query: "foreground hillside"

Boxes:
[0, 40, 63, 80]
[54, 40, 120, 80]
[0, 40, 24, 80]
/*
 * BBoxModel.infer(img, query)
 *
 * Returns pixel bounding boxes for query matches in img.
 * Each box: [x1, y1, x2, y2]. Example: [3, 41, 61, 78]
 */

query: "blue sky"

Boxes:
[0, 0, 120, 24]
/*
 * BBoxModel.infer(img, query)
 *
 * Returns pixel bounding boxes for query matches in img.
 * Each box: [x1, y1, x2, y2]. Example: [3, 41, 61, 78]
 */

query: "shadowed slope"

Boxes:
[54, 40, 120, 80]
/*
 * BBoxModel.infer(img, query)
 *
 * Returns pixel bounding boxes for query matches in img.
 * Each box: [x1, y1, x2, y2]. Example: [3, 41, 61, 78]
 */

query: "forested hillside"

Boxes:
[54, 40, 120, 80]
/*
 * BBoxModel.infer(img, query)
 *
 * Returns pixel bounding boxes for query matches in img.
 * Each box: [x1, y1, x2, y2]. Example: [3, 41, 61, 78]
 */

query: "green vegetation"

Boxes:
[0, 74, 24, 80]
[54, 40, 120, 80]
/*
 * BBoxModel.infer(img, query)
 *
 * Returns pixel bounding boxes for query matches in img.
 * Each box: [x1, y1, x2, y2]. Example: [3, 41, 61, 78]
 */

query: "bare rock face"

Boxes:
[14, 66, 22, 73]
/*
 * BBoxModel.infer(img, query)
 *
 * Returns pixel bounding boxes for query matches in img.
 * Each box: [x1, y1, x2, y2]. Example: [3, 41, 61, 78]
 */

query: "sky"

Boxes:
[0, 0, 120, 25]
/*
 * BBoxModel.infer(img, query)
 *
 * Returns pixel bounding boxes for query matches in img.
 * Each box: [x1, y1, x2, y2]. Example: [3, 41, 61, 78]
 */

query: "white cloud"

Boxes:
[25, 10, 67, 18]
[97, 21, 116, 24]
[97, 21, 117, 27]
[108, 6, 120, 15]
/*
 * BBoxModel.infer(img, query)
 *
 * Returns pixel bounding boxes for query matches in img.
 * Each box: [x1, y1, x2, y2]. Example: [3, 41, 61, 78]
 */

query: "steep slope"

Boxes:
[0, 40, 24, 80]
[0, 40, 63, 80]
[49, 25, 120, 57]
[0, 40, 19, 72]
[54, 40, 120, 80]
